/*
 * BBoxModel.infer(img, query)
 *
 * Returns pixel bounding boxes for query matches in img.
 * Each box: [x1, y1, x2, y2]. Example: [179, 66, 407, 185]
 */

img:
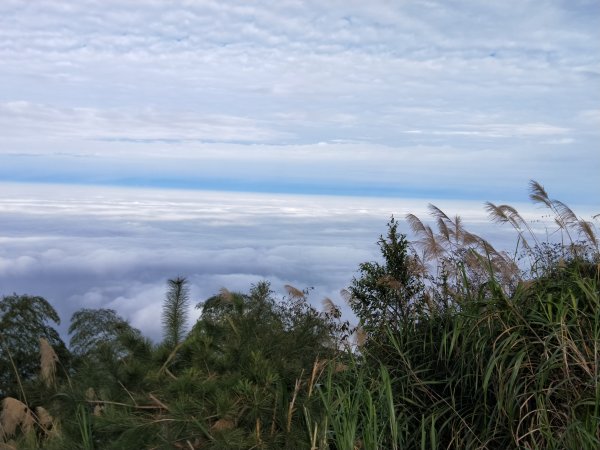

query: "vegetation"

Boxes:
[0, 181, 598, 449]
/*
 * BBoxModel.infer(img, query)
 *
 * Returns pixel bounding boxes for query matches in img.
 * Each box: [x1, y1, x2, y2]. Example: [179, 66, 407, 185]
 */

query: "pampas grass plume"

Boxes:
[39, 337, 58, 388]
[284, 284, 305, 299]
[1, 397, 33, 439]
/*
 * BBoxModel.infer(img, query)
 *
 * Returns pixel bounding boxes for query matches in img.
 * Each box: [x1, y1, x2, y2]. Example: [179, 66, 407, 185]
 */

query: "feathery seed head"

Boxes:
[284, 284, 305, 299]
[39, 337, 59, 388]
[1, 397, 32, 439]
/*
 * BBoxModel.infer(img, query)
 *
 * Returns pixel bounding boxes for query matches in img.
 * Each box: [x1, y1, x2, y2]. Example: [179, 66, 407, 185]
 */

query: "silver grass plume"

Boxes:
[284, 284, 305, 299]
[39, 338, 58, 388]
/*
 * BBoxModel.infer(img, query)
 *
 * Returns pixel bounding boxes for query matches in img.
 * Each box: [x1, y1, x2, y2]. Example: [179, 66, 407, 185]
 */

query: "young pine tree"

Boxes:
[162, 277, 190, 347]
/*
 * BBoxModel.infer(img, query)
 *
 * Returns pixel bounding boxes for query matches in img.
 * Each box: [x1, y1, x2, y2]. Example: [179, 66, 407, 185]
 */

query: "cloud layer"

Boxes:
[0, 0, 598, 202]
[1, 182, 595, 340]
[0, 183, 396, 339]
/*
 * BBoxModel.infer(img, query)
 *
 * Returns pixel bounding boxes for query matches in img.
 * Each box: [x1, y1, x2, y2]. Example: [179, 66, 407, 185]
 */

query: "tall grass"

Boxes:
[313, 269, 599, 449]
[313, 181, 599, 449]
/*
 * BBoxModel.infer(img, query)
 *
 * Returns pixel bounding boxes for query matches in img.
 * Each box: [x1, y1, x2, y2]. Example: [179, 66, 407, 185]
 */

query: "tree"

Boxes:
[192, 281, 340, 378]
[66, 308, 154, 409]
[0, 294, 68, 397]
[348, 217, 425, 336]
[162, 277, 190, 347]
[68, 308, 141, 358]
[179, 281, 342, 447]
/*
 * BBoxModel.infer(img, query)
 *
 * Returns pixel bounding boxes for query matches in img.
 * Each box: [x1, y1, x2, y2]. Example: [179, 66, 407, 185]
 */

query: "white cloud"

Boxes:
[1, 183, 595, 340]
[578, 109, 600, 127]
[0, 0, 597, 203]
[404, 122, 570, 139]
[0, 102, 286, 143]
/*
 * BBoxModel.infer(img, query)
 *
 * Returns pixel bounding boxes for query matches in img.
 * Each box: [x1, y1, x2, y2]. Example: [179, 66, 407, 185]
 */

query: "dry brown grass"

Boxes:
[407, 200, 526, 296]
[34, 406, 52, 430]
[406, 213, 444, 261]
[93, 405, 104, 417]
[321, 297, 336, 315]
[0, 442, 17, 450]
[578, 219, 598, 250]
[308, 357, 327, 398]
[284, 284, 305, 299]
[85, 387, 96, 401]
[218, 287, 234, 303]
[287, 370, 304, 433]
[0, 397, 33, 440]
[39, 337, 59, 388]
[354, 325, 367, 348]
[211, 418, 234, 432]
[34, 406, 59, 438]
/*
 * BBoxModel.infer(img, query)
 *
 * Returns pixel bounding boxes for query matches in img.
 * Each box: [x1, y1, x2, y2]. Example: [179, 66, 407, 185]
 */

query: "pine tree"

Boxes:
[162, 277, 190, 347]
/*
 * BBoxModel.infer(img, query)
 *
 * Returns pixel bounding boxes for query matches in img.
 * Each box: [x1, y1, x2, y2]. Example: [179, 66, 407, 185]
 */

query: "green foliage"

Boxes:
[68, 308, 141, 358]
[2, 281, 341, 448]
[349, 216, 425, 334]
[0, 294, 68, 397]
[317, 265, 600, 449]
[162, 276, 190, 347]
[166, 281, 342, 448]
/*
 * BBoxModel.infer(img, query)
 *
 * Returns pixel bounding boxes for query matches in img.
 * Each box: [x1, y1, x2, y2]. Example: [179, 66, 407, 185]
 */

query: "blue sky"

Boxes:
[0, 1, 599, 339]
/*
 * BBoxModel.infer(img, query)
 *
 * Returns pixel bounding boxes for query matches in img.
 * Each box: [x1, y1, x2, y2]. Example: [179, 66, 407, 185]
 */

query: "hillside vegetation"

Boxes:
[1, 181, 598, 449]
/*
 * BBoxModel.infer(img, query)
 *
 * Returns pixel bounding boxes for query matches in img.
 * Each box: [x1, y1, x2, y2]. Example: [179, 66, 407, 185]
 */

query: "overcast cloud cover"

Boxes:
[0, 1, 598, 339]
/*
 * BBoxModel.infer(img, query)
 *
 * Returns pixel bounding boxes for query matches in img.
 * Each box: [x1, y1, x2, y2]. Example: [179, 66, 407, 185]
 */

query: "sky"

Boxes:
[0, 0, 599, 340]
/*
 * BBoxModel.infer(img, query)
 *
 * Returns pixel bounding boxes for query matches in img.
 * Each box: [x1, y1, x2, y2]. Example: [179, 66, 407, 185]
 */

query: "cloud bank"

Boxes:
[0, 0, 598, 202]
[1, 182, 594, 340]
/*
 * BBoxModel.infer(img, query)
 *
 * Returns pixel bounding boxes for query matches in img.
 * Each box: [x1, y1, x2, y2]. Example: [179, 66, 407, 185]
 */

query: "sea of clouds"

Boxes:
[3, 182, 589, 341]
